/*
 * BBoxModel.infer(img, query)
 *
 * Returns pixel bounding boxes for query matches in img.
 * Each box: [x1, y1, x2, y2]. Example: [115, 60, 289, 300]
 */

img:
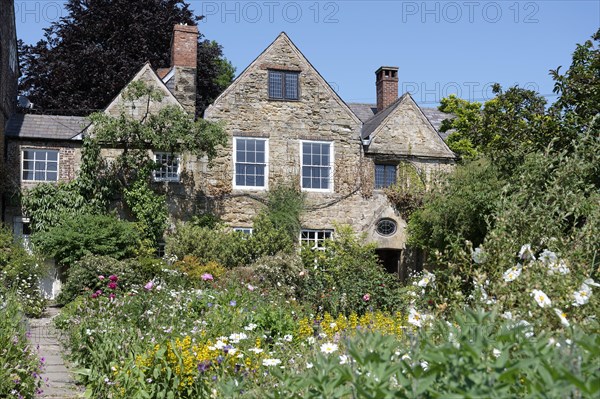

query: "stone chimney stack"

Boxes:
[375, 66, 399, 112]
[170, 24, 198, 115]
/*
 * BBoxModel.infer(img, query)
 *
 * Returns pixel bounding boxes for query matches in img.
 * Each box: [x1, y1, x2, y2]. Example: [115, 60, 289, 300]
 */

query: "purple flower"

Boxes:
[109, 275, 118, 282]
[109, 293, 116, 300]
[98, 275, 105, 280]
[363, 293, 371, 302]
[229, 300, 237, 307]
[201, 273, 214, 281]
[107, 282, 117, 290]
[144, 281, 154, 290]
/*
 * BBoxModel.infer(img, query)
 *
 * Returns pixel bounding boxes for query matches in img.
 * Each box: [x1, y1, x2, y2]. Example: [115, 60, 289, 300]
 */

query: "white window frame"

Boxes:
[233, 227, 253, 235]
[153, 152, 181, 182]
[233, 137, 269, 190]
[300, 140, 334, 192]
[21, 149, 59, 182]
[300, 229, 333, 250]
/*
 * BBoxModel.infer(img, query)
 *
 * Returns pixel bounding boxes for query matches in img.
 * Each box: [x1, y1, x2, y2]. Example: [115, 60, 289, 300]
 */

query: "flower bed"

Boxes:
[54, 269, 599, 398]
[0, 291, 45, 398]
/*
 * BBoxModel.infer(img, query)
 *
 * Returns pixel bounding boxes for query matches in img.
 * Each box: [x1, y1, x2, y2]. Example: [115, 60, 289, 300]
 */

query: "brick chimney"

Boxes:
[170, 24, 198, 115]
[376, 66, 399, 112]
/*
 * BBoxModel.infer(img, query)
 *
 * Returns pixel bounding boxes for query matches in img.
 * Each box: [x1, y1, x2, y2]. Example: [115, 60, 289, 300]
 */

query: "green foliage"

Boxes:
[0, 291, 44, 398]
[124, 178, 168, 243]
[383, 161, 426, 220]
[56, 254, 170, 305]
[0, 226, 46, 317]
[299, 226, 402, 315]
[261, 184, 305, 242]
[550, 28, 600, 133]
[19, 0, 233, 116]
[439, 94, 482, 160]
[251, 252, 304, 297]
[408, 158, 504, 253]
[32, 213, 140, 268]
[172, 256, 226, 287]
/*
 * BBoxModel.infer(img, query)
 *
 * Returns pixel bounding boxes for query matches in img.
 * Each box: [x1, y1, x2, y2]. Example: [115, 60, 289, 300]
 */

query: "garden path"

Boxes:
[27, 306, 84, 398]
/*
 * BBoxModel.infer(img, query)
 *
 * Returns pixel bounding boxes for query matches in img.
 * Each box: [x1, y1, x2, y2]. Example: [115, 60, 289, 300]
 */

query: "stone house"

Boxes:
[3, 25, 455, 278]
[0, 0, 19, 219]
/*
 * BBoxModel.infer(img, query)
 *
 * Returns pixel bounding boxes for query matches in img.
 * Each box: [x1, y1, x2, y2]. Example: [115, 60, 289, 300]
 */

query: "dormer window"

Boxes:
[268, 70, 299, 100]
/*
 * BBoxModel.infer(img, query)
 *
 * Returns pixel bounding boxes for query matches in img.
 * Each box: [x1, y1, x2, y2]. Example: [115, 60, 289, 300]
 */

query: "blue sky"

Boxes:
[15, 0, 600, 106]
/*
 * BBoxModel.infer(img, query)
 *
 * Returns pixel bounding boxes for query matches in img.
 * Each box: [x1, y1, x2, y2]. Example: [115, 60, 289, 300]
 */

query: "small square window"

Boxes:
[22, 149, 59, 182]
[300, 229, 333, 250]
[268, 70, 299, 100]
[375, 164, 397, 189]
[233, 227, 253, 235]
[154, 152, 180, 182]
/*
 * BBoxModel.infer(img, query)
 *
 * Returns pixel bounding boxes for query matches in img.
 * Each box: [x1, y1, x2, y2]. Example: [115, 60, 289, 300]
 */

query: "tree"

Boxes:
[550, 28, 600, 134]
[19, 0, 234, 116]
[439, 85, 559, 172]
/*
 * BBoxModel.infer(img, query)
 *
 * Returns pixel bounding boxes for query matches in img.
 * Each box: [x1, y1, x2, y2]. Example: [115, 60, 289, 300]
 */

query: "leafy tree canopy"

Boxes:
[19, 0, 234, 116]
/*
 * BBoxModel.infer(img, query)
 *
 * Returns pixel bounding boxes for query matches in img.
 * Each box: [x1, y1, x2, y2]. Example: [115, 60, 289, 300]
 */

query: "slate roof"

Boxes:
[5, 114, 89, 140]
[347, 101, 453, 140]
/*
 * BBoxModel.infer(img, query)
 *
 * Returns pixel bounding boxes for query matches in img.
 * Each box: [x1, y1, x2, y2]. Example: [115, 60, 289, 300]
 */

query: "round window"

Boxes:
[376, 219, 397, 236]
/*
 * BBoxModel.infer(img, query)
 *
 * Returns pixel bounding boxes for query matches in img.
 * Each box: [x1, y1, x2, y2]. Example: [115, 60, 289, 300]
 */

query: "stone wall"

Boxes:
[4, 139, 82, 222]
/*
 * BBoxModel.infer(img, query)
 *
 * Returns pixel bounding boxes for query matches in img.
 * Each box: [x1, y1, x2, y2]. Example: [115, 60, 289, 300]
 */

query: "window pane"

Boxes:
[23, 151, 33, 161]
[269, 71, 283, 99]
[35, 172, 45, 180]
[285, 72, 298, 99]
[23, 171, 34, 180]
[47, 151, 58, 161]
[47, 162, 57, 172]
[46, 172, 58, 181]
[35, 161, 45, 171]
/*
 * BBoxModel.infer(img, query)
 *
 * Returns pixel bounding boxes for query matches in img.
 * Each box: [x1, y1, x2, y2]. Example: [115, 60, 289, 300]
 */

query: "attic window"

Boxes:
[268, 70, 299, 100]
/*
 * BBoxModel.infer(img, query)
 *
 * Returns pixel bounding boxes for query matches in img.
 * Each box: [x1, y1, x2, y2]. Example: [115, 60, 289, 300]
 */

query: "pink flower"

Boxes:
[363, 293, 371, 302]
[201, 273, 214, 281]
[144, 281, 154, 290]
[109, 293, 116, 300]
[247, 284, 255, 291]
[98, 275, 105, 280]
[107, 282, 117, 289]
[109, 275, 118, 282]
[91, 293, 98, 299]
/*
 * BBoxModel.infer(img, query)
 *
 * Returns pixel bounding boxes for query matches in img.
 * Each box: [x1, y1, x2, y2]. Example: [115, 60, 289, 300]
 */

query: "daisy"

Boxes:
[503, 264, 522, 282]
[531, 289, 551, 308]
[408, 308, 423, 328]
[553, 308, 570, 327]
[519, 244, 536, 261]
[320, 342, 338, 354]
[417, 271, 435, 288]
[262, 358, 282, 367]
[572, 283, 592, 306]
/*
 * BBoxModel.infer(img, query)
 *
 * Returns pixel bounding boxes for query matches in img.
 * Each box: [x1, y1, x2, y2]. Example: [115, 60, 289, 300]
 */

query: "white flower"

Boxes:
[501, 311, 514, 320]
[329, 322, 337, 329]
[553, 308, 570, 327]
[503, 264, 522, 282]
[339, 355, 348, 365]
[492, 348, 501, 358]
[306, 362, 313, 369]
[514, 320, 534, 338]
[320, 342, 338, 354]
[408, 308, 423, 328]
[519, 244, 535, 261]
[572, 283, 592, 306]
[228, 332, 248, 343]
[248, 347, 263, 354]
[583, 278, 600, 287]
[538, 249, 558, 265]
[307, 337, 316, 345]
[262, 358, 282, 367]
[531, 289, 551, 308]
[283, 334, 293, 342]
[417, 271, 435, 287]
[214, 340, 228, 350]
[420, 361, 429, 370]
[244, 323, 258, 331]
[548, 259, 570, 275]
[471, 247, 487, 264]
[401, 354, 411, 361]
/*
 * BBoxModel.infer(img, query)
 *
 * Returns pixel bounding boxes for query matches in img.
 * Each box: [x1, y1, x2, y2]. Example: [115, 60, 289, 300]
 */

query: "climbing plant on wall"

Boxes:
[23, 81, 227, 245]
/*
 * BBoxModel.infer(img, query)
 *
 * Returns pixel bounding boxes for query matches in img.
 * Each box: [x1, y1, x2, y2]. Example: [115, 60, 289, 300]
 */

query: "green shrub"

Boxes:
[0, 226, 46, 317]
[56, 254, 170, 304]
[251, 251, 304, 297]
[31, 213, 141, 268]
[173, 256, 227, 286]
[298, 225, 403, 315]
